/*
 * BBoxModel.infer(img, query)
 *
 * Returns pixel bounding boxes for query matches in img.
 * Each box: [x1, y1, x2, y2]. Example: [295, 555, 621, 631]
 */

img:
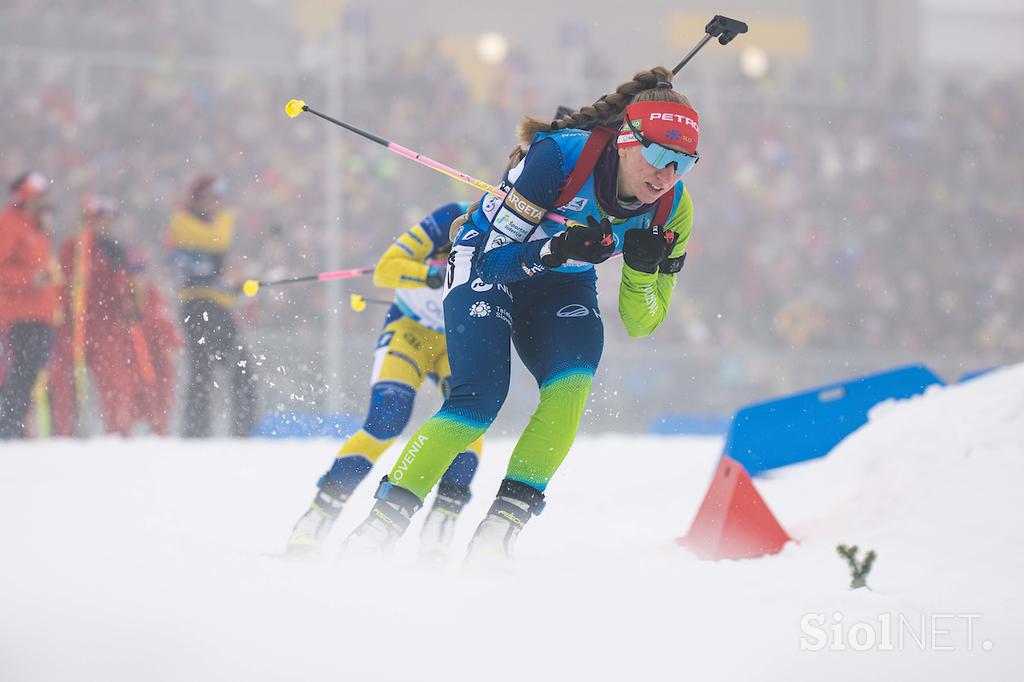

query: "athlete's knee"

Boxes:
[438, 450, 479, 490]
[363, 381, 417, 440]
[442, 374, 509, 426]
[541, 370, 594, 400]
[320, 454, 374, 496]
[337, 429, 394, 462]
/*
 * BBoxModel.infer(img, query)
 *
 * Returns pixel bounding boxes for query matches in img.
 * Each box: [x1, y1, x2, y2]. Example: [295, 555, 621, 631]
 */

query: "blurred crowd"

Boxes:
[686, 76, 1024, 356]
[2, 0, 232, 53]
[2, 13, 1021, 434]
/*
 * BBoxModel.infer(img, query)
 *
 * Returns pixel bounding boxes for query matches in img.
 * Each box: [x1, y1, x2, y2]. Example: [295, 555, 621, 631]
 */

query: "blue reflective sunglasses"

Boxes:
[625, 117, 700, 174]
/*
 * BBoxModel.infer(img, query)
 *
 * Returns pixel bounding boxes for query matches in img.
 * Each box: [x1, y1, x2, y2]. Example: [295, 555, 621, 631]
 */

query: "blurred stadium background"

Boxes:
[2, 0, 1021, 435]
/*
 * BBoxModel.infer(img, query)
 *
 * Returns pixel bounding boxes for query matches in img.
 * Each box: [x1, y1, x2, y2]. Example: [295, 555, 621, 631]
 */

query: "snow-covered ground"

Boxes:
[2, 364, 1022, 681]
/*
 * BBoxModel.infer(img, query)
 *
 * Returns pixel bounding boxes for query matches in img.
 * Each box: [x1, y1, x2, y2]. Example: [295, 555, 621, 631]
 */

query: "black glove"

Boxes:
[622, 226, 678, 274]
[541, 215, 615, 267]
[425, 264, 445, 289]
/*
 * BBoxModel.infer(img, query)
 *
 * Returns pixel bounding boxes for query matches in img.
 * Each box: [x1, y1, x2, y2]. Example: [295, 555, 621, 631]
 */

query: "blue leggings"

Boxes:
[386, 231, 604, 498]
[442, 265, 604, 426]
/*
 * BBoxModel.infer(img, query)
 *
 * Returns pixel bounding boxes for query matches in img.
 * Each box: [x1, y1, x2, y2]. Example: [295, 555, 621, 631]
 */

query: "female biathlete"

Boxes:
[286, 201, 483, 561]
[343, 66, 699, 563]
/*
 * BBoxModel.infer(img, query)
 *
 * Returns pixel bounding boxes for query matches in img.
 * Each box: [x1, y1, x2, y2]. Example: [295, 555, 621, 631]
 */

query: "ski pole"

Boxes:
[285, 99, 570, 228]
[32, 369, 51, 439]
[70, 227, 93, 421]
[286, 15, 746, 244]
[242, 266, 374, 297]
[349, 293, 391, 312]
[672, 15, 748, 74]
[284, 12, 748, 193]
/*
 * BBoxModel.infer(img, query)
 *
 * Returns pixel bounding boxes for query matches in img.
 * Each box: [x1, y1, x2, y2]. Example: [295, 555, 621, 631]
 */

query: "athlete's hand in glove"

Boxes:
[541, 216, 616, 267]
[622, 226, 678, 274]
[426, 264, 445, 289]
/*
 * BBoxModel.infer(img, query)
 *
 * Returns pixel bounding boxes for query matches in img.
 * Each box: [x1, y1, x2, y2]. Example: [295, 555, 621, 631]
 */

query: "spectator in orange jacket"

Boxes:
[50, 197, 182, 436]
[0, 172, 60, 438]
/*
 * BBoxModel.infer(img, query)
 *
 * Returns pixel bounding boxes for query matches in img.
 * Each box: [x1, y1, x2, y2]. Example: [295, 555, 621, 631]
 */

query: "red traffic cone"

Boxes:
[678, 455, 792, 560]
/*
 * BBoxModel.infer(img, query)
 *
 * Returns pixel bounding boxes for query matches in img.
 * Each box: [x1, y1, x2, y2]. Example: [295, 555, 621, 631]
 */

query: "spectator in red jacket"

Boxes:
[133, 266, 182, 435]
[50, 196, 182, 436]
[0, 172, 60, 439]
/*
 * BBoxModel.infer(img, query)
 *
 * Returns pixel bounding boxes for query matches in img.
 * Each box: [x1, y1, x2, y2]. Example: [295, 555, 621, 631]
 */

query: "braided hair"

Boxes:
[507, 66, 692, 168]
[450, 67, 694, 241]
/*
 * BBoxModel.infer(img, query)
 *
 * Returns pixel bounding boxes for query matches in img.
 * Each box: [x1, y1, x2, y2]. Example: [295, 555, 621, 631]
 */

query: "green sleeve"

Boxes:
[617, 187, 693, 338]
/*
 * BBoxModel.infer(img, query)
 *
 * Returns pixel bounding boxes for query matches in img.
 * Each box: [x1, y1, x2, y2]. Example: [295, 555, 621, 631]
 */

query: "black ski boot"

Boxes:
[284, 483, 349, 557]
[465, 479, 545, 565]
[342, 477, 422, 560]
[418, 482, 472, 565]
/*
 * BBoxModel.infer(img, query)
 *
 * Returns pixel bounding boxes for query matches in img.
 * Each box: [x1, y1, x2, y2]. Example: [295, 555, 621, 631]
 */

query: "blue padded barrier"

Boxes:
[724, 364, 944, 475]
[957, 367, 998, 383]
[252, 412, 360, 439]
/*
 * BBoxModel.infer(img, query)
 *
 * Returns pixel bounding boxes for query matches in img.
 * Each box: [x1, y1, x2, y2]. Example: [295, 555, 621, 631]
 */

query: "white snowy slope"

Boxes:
[1, 364, 1021, 681]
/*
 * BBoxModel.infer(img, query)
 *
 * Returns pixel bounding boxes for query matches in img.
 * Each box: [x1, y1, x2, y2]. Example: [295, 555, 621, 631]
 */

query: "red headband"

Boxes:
[618, 101, 700, 154]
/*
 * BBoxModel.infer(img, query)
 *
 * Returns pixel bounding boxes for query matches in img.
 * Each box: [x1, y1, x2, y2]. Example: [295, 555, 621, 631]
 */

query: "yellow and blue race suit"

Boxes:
[317, 202, 483, 500]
